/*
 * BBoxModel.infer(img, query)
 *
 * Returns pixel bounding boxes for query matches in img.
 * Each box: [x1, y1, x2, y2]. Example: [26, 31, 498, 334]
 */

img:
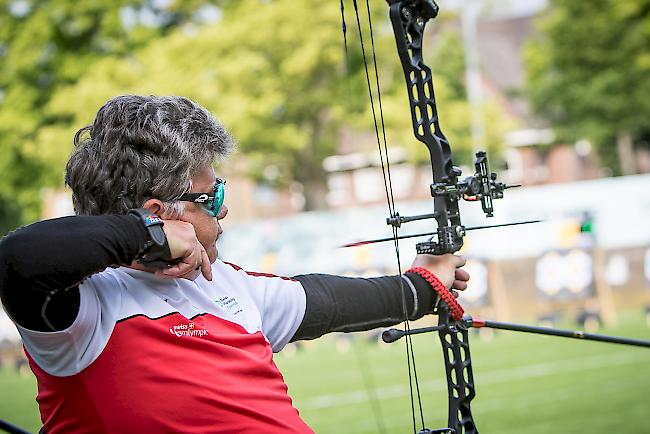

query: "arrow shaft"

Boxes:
[465, 219, 542, 232]
[341, 219, 541, 248]
[471, 319, 650, 348]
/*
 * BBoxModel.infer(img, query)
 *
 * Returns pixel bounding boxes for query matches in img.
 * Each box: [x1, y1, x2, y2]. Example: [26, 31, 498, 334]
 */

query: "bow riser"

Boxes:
[388, 1, 465, 255]
[387, 1, 478, 433]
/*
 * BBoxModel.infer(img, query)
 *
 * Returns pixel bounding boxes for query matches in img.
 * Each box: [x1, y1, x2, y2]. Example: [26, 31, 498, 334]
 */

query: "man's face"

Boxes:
[177, 166, 227, 263]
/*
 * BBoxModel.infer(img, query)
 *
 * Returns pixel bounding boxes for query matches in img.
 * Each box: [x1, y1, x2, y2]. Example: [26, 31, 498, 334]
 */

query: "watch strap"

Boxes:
[128, 208, 172, 268]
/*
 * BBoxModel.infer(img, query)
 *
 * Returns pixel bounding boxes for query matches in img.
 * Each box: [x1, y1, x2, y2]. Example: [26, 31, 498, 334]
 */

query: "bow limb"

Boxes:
[386, 1, 478, 433]
[437, 307, 478, 434]
[387, 0, 465, 256]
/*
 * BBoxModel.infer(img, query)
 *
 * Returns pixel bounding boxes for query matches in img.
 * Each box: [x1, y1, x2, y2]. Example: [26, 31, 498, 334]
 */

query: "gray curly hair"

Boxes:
[65, 95, 235, 216]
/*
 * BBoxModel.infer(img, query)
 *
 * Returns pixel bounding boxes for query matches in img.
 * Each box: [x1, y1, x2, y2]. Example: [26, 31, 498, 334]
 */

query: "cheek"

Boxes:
[181, 208, 219, 251]
[196, 216, 219, 243]
[197, 222, 219, 263]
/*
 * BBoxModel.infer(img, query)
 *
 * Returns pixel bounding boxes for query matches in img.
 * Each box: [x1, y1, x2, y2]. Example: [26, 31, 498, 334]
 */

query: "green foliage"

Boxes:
[48, 0, 406, 209]
[0, 0, 226, 232]
[423, 28, 514, 167]
[525, 0, 650, 172]
[30, 0, 389, 210]
[1, 0, 516, 220]
[205, 0, 367, 193]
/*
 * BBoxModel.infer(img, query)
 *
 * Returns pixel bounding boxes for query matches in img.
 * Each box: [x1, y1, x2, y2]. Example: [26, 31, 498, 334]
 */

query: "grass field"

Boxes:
[1, 311, 649, 433]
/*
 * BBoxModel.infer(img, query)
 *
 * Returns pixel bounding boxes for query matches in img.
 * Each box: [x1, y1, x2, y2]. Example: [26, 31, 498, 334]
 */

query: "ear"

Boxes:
[142, 198, 165, 216]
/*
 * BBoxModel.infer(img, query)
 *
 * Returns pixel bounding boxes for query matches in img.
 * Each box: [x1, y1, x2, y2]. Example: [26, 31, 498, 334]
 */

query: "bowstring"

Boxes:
[360, 3, 428, 430]
[349, 0, 425, 431]
[340, 2, 388, 433]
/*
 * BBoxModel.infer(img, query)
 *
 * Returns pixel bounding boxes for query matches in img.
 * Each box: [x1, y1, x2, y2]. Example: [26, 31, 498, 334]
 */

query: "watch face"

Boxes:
[144, 214, 163, 226]
[130, 209, 166, 247]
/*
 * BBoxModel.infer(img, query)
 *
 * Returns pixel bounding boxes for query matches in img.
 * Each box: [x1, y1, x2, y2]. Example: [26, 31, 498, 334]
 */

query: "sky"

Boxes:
[440, 0, 548, 18]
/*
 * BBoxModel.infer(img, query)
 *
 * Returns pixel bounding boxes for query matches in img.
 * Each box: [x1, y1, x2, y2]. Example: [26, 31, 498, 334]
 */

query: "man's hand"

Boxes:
[410, 253, 469, 296]
[156, 220, 212, 281]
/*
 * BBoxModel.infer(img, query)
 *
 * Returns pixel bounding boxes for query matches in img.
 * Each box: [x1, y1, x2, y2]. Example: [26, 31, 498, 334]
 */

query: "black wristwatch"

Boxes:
[128, 208, 172, 267]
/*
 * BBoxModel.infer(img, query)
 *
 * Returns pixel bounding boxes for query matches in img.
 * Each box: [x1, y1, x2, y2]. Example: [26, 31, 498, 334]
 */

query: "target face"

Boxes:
[605, 254, 630, 287]
[459, 259, 489, 306]
[536, 249, 593, 299]
[645, 248, 650, 285]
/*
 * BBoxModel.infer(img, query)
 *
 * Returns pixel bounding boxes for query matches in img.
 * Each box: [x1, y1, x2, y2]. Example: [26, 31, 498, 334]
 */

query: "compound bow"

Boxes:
[344, 1, 650, 433]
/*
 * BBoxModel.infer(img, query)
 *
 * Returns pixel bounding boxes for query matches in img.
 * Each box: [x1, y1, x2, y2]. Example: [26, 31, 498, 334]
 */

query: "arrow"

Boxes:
[341, 219, 542, 248]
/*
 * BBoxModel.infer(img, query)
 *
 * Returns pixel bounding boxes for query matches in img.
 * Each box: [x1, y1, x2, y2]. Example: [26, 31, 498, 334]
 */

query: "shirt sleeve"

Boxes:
[290, 272, 436, 342]
[0, 215, 148, 332]
[17, 283, 100, 376]
[218, 262, 306, 352]
[17, 276, 122, 377]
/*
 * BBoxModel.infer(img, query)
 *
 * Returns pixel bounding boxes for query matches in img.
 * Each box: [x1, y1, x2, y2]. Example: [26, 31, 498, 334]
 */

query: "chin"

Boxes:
[208, 247, 218, 264]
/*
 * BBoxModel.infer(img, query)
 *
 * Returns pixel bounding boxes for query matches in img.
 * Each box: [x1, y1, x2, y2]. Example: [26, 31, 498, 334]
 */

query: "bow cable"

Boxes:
[348, 0, 427, 431]
[360, 1, 429, 429]
[341, 6, 390, 434]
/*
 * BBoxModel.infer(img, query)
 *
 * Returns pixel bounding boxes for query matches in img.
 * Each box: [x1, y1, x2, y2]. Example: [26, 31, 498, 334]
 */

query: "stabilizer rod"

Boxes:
[383, 317, 650, 348]
[382, 325, 446, 343]
[0, 419, 32, 434]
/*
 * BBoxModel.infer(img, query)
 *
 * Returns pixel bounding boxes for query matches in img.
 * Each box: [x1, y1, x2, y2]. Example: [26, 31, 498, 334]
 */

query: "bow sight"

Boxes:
[383, 0, 524, 257]
[386, 150, 519, 255]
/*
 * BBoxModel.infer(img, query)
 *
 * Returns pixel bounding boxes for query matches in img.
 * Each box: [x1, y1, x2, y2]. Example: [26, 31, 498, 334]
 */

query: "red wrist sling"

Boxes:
[406, 266, 464, 321]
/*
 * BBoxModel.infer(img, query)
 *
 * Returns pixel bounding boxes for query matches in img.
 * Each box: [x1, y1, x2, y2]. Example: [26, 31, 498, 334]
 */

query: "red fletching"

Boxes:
[471, 318, 486, 328]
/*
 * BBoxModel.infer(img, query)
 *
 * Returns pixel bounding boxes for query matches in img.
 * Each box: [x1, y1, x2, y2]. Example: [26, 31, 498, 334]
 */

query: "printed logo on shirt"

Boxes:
[214, 296, 243, 315]
[169, 322, 209, 338]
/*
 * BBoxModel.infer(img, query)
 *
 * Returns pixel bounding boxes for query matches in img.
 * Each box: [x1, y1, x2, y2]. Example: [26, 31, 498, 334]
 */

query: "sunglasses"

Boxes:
[177, 178, 226, 217]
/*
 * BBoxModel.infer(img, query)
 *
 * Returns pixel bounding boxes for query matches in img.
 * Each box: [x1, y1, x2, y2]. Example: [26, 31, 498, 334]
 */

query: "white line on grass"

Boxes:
[300, 350, 647, 410]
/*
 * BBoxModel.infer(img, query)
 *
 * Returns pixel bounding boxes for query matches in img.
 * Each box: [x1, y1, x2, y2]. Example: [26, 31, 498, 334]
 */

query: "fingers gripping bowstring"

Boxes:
[344, 1, 426, 431]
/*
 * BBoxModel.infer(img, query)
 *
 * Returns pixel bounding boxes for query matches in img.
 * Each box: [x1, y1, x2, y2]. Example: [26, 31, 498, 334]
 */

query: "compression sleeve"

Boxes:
[0, 215, 148, 331]
[289, 272, 437, 342]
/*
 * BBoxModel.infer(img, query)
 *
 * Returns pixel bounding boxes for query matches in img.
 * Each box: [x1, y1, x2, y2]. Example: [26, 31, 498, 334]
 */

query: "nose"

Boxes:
[217, 204, 228, 220]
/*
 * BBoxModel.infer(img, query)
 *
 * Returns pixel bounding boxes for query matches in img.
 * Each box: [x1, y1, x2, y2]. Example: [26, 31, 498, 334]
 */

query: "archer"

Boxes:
[0, 94, 470, 433]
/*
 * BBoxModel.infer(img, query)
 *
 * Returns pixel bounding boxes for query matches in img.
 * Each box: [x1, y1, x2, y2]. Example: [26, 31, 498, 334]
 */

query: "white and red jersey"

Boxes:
[18, 259, 312, 433]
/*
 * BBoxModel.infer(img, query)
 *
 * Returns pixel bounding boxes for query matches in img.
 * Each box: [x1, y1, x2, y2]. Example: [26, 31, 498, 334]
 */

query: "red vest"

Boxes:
[21, 262, 312, 433]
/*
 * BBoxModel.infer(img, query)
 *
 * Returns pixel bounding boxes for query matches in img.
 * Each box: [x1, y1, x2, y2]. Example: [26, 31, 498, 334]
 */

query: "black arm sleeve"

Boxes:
[0, 215, 149, 332]
[290, 272, 437, 342]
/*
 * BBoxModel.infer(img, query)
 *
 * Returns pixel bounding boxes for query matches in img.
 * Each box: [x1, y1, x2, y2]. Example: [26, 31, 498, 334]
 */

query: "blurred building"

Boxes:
[41, 2, 649, 222]
[321, 4, 624, 212]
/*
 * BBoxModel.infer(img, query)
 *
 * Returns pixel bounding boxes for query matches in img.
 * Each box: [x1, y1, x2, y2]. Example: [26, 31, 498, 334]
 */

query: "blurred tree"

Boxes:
[0, 0, 227, 233]
[198, 0, 379, 210]
[426, 28, 514, 167]
[49, 0, 403, 211]
[4, 0, 514, 218]
[525, 0, 650, 175]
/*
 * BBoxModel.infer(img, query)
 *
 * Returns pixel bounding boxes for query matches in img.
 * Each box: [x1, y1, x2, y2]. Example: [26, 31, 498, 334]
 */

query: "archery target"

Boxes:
[605, 254, 630, 287]
[459, 259, 488, 305]
[536, 249, 593, 299]
[566, 249, 593, 293]
[536, 252, 565, 296]
[645, 248, 650, 285]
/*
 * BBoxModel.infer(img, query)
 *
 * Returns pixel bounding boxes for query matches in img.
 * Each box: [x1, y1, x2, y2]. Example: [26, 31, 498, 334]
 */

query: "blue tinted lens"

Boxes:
[211, 180, 225, 216]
